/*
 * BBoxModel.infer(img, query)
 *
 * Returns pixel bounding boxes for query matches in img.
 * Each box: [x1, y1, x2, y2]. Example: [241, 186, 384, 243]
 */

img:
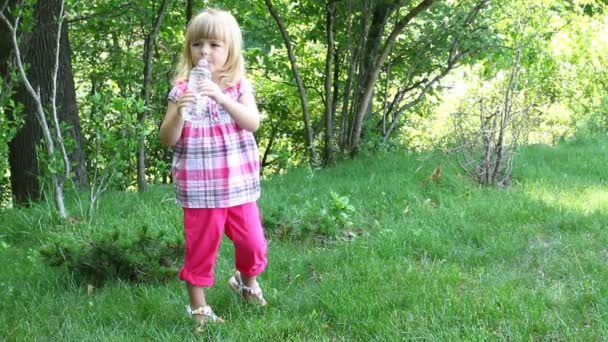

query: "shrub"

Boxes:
[263, 191, 357, 241]
[40, 225, 183, 286]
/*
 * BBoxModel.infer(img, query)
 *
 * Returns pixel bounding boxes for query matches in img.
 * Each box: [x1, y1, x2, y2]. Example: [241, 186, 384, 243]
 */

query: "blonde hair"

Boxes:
[173, 8, 244, 87]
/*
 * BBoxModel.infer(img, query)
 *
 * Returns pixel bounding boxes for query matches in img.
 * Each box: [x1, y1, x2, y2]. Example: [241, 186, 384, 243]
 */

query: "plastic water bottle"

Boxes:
[182, 59, 211, 121]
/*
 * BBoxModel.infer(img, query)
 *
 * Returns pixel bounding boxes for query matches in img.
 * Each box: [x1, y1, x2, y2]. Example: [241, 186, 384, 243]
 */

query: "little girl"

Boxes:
[159, 8, 268, 328]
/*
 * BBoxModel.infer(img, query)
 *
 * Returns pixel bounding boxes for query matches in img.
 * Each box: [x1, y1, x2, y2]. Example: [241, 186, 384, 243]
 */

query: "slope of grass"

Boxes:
[1, 135, 607, 340]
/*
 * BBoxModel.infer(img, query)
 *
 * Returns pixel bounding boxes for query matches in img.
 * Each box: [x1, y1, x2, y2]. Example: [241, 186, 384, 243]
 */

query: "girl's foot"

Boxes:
[228, 271, 267, 306]
[186, 304, 225, 331]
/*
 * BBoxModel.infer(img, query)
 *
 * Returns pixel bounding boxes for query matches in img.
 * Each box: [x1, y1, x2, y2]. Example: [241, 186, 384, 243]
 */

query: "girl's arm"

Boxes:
[202, 80, 260, 132]
[159, 91, 195, 146]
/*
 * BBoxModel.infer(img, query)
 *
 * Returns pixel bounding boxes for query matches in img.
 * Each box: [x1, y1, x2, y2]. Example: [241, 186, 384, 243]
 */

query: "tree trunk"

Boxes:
[186, 0, 193, 24]
[1, 0, 87, 204]
[323, 1, 336, 165]
[339, 0, 364, 152]
[349, 0, 435, 153]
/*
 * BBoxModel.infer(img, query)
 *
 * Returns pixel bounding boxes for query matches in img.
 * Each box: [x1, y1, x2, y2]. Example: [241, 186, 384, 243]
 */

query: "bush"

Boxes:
[263, 191, 357, 241]
[40, 225, 183, 286]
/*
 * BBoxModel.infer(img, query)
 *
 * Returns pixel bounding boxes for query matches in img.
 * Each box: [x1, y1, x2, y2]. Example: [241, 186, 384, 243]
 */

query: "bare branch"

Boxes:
[50, 0, 71, 182]
[0, 12, 40, 105]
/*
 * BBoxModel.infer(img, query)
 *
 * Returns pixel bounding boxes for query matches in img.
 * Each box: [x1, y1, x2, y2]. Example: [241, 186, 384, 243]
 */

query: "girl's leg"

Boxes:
[241, 274, 259, 288]
[186, 283, 224, 324]
[225, 202, 268, 288]
[187, 283, 207, 308]
[180, 207, 227, 299]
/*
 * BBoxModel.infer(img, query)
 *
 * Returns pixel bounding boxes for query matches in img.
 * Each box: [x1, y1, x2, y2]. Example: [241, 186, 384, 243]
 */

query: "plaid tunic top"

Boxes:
[167, 79, 260, 208]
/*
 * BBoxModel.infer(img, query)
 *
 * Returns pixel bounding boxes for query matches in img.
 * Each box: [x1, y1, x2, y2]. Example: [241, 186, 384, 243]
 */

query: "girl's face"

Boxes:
[190, 38, 228, 81]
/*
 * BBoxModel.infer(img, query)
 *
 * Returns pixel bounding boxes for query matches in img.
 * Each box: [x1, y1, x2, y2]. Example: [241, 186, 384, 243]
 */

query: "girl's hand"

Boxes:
[200, 80, 228, 106]
[177, 91, 196, 116]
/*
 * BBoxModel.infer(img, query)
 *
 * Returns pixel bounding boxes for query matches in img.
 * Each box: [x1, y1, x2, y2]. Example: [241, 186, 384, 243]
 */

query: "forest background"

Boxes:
[0, 0, 607, 210]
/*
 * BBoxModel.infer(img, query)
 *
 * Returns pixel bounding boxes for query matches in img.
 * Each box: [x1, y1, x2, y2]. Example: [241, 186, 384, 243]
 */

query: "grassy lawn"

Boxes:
[1, 136, 607, 340]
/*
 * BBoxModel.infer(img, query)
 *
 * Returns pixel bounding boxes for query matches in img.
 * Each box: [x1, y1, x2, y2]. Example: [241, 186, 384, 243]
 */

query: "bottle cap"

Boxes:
[197, 59, 208, 67]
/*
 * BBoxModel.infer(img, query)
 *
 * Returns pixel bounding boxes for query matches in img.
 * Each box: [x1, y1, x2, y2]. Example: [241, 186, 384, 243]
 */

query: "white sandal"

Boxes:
[228, 271, 267, 306]
[185, 304, 225, 328]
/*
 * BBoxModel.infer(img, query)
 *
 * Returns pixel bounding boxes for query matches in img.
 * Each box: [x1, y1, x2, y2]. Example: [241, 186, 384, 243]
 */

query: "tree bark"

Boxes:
[323, 1, 336, 165]
[1, 0, 87, 204]
[186, 0, 193, 24]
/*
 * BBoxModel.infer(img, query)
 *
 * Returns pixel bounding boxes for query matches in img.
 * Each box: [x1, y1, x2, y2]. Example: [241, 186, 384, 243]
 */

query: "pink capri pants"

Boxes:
[178, 202, 268, 287]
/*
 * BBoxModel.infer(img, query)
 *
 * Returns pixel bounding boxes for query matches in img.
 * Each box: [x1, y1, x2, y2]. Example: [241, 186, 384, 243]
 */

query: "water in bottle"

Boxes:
[182, 59, 211, 121]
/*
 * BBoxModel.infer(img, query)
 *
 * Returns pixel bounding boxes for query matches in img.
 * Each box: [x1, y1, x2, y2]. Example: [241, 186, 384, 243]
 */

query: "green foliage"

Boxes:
[403, 0, 608, 151]
[358, 119, 402, 154]
[327, 191, 356, 228]
[10, 0, 37, 35]
[549, 14, 608, 135]
[255, 76, 309, 173]
[68, 0, 181, 188]
[39, 225, 183, 286]
[0, 75, 25, 207]
[80, 93, 147, 189]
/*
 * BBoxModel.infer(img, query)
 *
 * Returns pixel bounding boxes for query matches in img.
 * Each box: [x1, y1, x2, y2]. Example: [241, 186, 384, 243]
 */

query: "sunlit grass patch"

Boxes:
[524, 184, 608, 216]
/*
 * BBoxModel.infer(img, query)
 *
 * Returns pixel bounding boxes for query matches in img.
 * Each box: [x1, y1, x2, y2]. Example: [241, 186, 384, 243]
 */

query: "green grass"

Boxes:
[1, 135, 608, 340]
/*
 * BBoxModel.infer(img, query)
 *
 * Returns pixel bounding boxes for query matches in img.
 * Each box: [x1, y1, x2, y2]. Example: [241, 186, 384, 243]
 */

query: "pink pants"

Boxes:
[178, 202, 267, 287]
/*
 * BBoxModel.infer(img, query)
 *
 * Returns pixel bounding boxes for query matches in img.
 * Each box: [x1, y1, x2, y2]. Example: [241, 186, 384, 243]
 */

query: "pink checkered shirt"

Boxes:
[167, 78, 260, 208]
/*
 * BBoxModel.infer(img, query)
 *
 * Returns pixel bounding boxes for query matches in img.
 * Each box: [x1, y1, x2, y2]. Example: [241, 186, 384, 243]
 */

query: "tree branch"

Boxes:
[50, 0, 71, 182]
[67, 2, 137, 23]
[384, 49, 469, 139]
[265, 0, 318, 164]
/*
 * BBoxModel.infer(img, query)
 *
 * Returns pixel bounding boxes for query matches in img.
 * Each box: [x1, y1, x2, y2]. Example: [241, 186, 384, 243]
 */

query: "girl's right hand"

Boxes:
[177, 91, 196, 117]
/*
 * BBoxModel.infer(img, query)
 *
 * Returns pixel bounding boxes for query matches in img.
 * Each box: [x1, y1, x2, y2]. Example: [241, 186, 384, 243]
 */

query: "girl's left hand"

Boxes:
[200, 80, 228, 106]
